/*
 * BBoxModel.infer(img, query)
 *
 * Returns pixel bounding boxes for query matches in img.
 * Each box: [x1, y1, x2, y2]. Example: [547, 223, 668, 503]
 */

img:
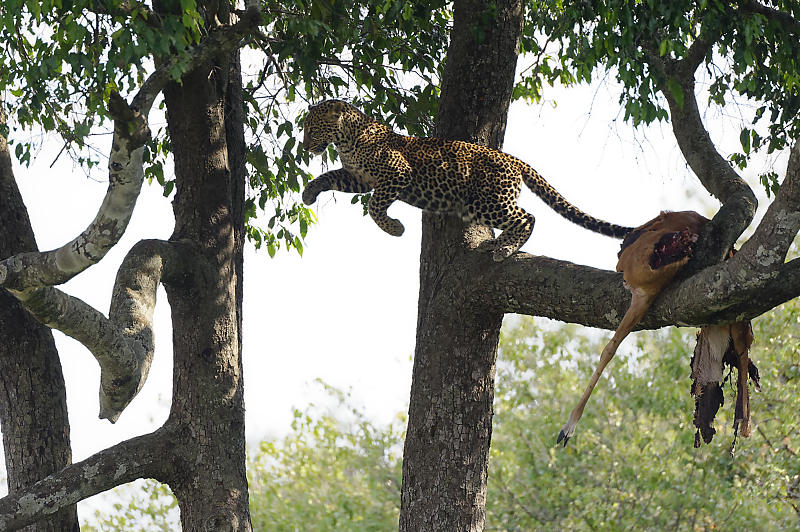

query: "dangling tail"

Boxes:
[522, 166, 632, 238]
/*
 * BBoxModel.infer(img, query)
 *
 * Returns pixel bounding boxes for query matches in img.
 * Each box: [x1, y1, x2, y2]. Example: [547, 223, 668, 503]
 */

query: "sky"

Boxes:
[1, 73, 778, 520]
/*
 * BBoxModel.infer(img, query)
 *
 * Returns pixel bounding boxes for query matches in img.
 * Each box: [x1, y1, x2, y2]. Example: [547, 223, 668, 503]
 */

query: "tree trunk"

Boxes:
[159, 46, 251, 530]
[0, 114, 79, 530]
[399, 0, 523, 530]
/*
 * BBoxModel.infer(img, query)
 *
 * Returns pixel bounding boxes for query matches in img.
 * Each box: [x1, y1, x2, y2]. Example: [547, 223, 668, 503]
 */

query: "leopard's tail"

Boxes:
[522, 166, 633, 238]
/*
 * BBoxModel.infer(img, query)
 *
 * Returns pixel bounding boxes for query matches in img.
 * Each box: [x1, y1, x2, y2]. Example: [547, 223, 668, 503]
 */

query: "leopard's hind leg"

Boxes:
[482, 206, 535, 262]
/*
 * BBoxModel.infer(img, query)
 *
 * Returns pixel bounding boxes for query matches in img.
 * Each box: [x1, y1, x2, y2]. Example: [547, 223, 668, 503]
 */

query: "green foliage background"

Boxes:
[88, 301, 800, 530]
[489, 310, 799, 531]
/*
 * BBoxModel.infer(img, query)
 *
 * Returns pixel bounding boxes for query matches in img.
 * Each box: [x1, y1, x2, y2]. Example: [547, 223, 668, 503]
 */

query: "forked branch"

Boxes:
[8, 240, 194, 422]
[0, 6, 261, 292]
[644, 37, 758, 269]
[0, 4, 262, 421]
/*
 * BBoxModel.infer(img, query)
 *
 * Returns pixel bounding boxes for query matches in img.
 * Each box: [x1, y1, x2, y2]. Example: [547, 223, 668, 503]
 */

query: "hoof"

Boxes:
[557, 420, 576, 447]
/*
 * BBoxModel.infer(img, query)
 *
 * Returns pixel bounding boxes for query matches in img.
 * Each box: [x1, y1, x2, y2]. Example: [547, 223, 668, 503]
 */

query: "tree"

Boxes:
[400, 0, 525, 529]
[0, 0, 446, 528]
[1, 1, 263, 527]
[401, 0, 800, 529]
[3, 0, 799, 529]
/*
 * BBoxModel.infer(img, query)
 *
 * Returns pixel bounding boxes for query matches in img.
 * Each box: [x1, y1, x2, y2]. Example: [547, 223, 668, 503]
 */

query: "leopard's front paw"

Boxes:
[476, 239, 497, 254]
[383, 218, 405, 237]
[302, 185, 321, 205]
[492, 246, 515, 262]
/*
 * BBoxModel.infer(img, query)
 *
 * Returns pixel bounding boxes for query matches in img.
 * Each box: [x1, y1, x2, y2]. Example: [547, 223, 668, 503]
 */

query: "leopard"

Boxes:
[301, 99, 633, 261]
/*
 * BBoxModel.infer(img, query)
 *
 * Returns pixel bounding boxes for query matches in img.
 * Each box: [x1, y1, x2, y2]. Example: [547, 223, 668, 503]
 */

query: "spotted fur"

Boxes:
[302, 99, 633, 261]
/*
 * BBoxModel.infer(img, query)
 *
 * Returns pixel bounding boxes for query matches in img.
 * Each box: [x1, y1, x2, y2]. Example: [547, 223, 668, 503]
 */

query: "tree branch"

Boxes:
[736, 142, 800, 269]
[740, 0, 800, 34]
[8, 239, 193, 422]
[0, 429, 171, 530]
[679, 35, 715, 77]
[644, 39, 758, 269]
[486, 255, 628, 329]
[660, 256, 800, 325]
[487, 248, 800, 331]
[488, 140, 800, 331]
[0, 92, 148, 291]
[87, 0, 162, 29]
[0, 4, 262, 291]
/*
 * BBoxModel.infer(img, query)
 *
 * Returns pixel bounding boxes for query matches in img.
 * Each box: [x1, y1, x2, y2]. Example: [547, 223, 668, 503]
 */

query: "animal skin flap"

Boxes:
[691, 325, 729, 386]
[690, 322, 760, 451]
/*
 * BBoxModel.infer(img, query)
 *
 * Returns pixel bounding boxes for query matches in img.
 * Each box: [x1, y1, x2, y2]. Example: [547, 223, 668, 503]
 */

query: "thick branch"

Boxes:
[491, 140, 800, 329]
[740, 1, 800, 34]
[657, 256, 800, 325]
[645, 42, 758, 269]
[0, 97, 148, 291]
[737, 142, 800, 269]
[0, 429, 170, 530]
[9, 240, 192, 422]
[488, 250, 800, 330]
[680, 35, 715, 76]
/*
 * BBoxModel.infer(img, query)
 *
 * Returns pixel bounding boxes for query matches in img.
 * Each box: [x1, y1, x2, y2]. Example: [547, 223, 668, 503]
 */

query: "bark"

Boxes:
[0, 112, 78, 530]
[159, 44, 251, 530]
[399, 0, 523, 530]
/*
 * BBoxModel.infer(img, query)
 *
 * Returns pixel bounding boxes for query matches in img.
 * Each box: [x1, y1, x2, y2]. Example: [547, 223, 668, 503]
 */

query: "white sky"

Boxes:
[1, 74, 778, 520]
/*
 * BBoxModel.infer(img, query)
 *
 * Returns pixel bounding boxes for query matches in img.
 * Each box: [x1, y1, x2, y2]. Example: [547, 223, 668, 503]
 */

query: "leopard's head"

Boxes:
[302, 100, 349, 154]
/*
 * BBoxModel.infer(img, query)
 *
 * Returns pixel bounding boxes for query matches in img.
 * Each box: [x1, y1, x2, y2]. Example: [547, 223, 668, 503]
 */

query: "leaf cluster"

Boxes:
[489, 309, 800, 530]
[519, 1, 800, 188]
[246, 383, 404, 531]
[0, 0, 202, 165]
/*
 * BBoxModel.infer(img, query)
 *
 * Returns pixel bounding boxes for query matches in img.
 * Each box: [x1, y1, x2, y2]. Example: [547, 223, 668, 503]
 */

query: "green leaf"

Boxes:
[740, 128, 751, 154]
[666, 78, 684, 109]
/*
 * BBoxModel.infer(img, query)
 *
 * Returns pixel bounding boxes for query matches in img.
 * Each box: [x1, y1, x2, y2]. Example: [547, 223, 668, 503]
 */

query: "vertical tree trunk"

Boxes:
[160, 49, 251, 530]
[400, 1, 523, 530]
[0, 114, 79, 531]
